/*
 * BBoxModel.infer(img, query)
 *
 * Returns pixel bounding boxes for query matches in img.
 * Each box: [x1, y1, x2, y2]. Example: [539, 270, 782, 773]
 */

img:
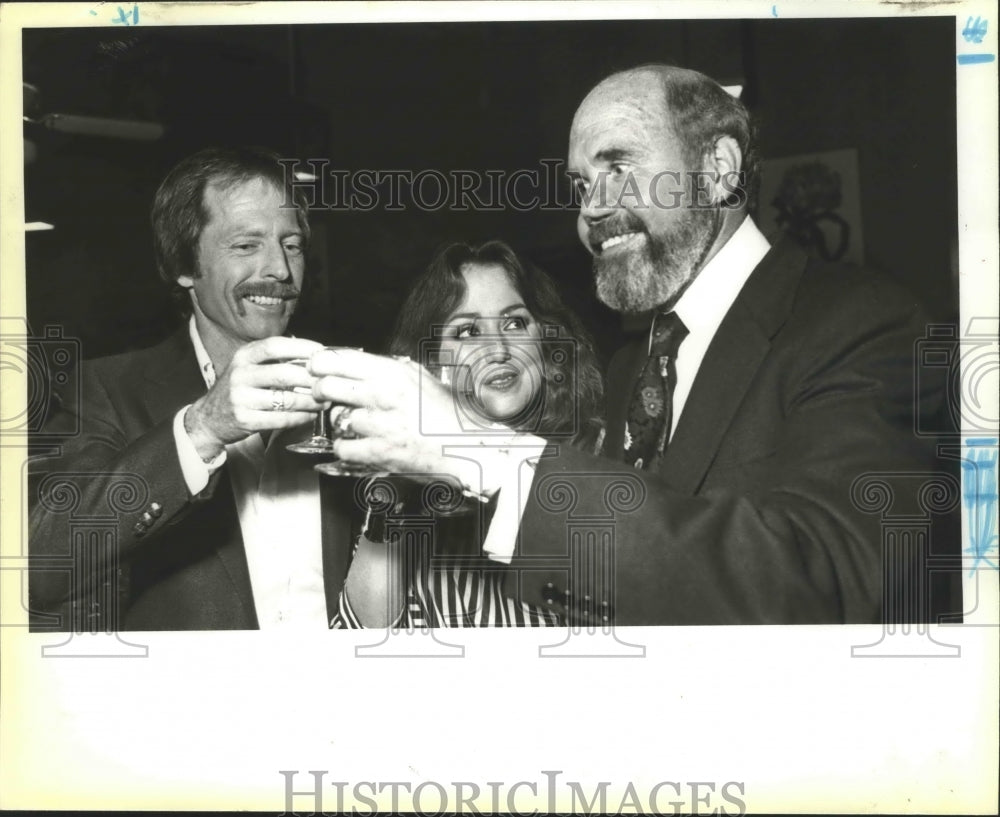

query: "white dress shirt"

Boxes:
[667, 216, 771, 440]
[172, 318, 329, 627]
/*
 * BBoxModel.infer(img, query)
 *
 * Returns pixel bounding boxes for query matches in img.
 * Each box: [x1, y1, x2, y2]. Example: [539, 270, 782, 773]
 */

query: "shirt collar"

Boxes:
[188, 315, 217, 389]
[672, 216, 771, 335]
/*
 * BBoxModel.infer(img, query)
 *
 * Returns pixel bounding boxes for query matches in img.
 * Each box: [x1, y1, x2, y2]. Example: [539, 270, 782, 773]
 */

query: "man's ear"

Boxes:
[707, 135, 743, 205]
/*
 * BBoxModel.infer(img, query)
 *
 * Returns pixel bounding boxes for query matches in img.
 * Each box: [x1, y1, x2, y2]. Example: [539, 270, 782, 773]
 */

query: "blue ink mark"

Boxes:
[961, 438, 998, 574]
[112, 3, 139, 25]
[957, 53, 996, 65]
[89, 9, 97, 15]
[771, 5, 778, 17]
[962, 16, 988, 44]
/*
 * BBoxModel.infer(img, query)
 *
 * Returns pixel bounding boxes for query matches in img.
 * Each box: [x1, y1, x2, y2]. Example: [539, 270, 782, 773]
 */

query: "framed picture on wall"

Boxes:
[757, 147, 865, 266]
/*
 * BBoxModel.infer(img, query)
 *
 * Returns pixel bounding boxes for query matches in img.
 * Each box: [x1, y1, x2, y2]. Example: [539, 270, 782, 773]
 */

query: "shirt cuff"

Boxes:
[173, 405, 226, 496]
[443, 432, 547, 564]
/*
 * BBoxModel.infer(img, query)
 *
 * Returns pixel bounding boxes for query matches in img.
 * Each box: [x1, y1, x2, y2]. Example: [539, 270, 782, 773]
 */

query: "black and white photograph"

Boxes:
[1, 1, 996, 813]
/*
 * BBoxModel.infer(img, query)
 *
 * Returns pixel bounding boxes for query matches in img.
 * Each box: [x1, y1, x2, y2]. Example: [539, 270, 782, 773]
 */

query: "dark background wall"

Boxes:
[22, 17, 957, 363]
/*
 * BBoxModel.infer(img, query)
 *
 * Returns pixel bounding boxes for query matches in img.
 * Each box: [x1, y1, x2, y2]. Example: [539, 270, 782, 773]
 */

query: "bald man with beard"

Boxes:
[310, 64, 956, 625]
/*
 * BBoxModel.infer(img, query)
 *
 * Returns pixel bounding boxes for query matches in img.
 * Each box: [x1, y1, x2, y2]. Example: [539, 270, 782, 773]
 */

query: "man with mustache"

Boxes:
[311, 64, 953, 624]
[29, 147, 367, 630]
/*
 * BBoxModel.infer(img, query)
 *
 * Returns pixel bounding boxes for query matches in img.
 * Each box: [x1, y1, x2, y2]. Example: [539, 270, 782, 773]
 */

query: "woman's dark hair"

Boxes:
[390, 240, 604, 448]
[151, 146, 311, 312]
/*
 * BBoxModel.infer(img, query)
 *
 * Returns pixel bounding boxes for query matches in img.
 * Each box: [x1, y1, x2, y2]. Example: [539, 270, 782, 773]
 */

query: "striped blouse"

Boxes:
[331, 551, 559, 629]
[329, 478, 561, 629]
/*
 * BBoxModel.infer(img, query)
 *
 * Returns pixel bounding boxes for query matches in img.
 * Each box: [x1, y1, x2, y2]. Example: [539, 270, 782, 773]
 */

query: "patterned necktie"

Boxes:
[624, 311, 688, 470]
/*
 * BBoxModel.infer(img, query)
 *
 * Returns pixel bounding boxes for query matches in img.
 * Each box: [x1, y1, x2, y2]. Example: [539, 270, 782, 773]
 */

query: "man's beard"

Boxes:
[593, 205, 718, 314]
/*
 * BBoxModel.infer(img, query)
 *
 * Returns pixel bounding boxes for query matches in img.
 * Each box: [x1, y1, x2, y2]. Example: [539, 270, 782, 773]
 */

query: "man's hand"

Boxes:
[309, 349, 476, 479]
[185, 336, 325, 460]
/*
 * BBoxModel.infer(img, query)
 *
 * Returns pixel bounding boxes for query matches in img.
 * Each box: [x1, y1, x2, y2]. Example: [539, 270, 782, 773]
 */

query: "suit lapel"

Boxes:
[658, 300, 770, 492]
[141, 326, 205, 426]
[207, 471, 259, 626]
[319, 475, 362, 622]
[659, 238, 808, 494]
[138, 326, 260, 623]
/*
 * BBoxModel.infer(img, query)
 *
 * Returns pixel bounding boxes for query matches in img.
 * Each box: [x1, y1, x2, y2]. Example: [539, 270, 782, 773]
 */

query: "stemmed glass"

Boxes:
[285, 346, 360, 455]
[309, 348, 398, 479]
[313, 423, 387, 478]
[284, 386, 337, 454]
[295, 353, 468, 478]
[314, 355, 463, 479]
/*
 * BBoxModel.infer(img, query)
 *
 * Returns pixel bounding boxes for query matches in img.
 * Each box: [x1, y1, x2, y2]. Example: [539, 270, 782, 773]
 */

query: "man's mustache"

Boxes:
[587, 212, 648, 250]
[234, 283, 301, 300]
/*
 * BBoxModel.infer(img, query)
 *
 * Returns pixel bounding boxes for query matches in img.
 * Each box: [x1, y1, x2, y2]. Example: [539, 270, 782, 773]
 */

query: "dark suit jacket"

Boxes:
[513, 238, 957, 624]
[28, 326, 359, 631]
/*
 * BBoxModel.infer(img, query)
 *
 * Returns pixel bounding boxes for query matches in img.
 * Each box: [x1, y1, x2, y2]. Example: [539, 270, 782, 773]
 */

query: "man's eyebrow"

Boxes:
[225, 227, 267, 238]
[594, 147, 634, 163]
[225, 227, 304, 239]
[567, 144, 637, 175]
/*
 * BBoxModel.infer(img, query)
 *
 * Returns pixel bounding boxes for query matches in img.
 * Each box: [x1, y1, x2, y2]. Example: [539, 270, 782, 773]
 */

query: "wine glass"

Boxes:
[284, 346, 361, 454]
[312, 351, 408, 478]
[313, 409, 389, 478]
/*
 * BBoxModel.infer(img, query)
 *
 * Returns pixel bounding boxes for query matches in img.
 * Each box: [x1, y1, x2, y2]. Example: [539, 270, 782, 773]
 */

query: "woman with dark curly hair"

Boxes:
[391, 239, 605, 448]
[332, 239, 605, 628]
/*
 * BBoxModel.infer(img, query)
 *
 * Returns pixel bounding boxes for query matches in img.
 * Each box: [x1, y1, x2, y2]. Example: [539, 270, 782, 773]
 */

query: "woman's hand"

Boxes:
[310, 349, 488, 486]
